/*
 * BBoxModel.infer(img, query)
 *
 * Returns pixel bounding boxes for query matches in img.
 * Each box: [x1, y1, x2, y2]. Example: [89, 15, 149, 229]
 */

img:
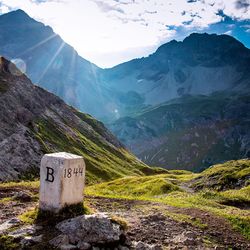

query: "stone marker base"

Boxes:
[37, 202, 90, 225]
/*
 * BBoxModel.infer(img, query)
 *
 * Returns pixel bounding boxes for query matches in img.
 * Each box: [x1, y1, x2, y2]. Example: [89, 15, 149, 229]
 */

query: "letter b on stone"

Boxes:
[45, 167, 54, 182]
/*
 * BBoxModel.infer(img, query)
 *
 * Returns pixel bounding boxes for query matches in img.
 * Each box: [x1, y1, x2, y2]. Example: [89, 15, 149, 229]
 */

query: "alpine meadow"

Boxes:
[0, 2, 249, 249]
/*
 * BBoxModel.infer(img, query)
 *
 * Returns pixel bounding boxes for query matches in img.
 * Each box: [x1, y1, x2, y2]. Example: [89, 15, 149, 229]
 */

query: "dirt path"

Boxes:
[0, 186, 249, 249]
[87, 196, 250, 249]
[0, 186, 38, 224]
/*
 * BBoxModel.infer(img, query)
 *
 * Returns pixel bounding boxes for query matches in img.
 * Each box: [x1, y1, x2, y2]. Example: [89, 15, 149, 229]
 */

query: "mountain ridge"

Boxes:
[0, 56, 162, 182]
[1, 10, 250, 172]
[0, 9, 108, 119]
[1, 10, 250, 122]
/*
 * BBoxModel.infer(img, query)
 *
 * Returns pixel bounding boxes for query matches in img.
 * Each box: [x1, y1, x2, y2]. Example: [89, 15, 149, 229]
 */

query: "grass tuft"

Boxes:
[0, 235, 20, 250]
[19, 203, 92, 226]
[110, 215, 129, 230]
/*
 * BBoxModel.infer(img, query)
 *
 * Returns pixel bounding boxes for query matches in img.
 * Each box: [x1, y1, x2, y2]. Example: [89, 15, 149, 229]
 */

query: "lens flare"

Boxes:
[9, 58, 26, 76]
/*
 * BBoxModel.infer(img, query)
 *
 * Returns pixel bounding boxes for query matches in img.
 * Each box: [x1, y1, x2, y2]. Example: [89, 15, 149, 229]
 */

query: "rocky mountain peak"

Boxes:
[0, 9, 34, 24]
[156, 33, 247, 59]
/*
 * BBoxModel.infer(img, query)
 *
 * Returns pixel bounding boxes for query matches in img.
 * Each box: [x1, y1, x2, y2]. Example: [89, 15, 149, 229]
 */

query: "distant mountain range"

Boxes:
[0, 9, 249, 172]
[0, 56, 159, 182]
[101, 33, 250, 117]
[104, 33, 250, 171]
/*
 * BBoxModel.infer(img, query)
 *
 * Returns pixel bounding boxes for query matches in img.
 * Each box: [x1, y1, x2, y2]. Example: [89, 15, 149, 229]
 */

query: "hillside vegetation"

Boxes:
[32, 113, 163, 184]
[1, 159, 249, 249]
[0, 57, 163, 183]
[192, 159, 250, 190]
[86, 159, 250, 239]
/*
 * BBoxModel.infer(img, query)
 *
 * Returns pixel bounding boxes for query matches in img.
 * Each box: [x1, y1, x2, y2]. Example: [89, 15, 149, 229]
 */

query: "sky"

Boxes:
[0, 0, 249, 68]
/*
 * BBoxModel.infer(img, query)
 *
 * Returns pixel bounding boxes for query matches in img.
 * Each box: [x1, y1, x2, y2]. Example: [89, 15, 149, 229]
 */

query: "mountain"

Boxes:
[110, 93, 250, 172]
[0, 56, 162, 182]
[104, 33, 250, 171]
[1, 9, 249, 171]
[100, 33, 250, 118]
[1, 10, 249, 122]
[0, 9, 114, 120]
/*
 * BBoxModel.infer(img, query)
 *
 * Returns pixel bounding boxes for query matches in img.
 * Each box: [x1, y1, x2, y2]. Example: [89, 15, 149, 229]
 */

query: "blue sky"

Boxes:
[0, 0, 249, 67]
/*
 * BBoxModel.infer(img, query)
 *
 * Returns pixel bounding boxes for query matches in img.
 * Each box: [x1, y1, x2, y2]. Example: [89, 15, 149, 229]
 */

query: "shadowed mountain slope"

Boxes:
[0, 57, 161, 182]
[110, 93, 250, 171]
[100, 33, 250, 118]
[0, 9, 112, 120]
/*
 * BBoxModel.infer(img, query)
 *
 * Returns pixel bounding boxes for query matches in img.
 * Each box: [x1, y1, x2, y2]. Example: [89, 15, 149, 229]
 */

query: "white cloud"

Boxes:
[0, 0, 249, 67]
[0, 2, 9, 13]
[223, 0, 250, 20]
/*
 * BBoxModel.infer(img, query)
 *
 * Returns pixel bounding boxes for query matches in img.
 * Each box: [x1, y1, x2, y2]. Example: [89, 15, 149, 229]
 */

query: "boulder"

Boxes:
[8, 225, 42, 239]
[20, 234, 43, 247]
[49, 234, 69, 248]
[77, 242, 91, 250]
[51, 213, 125, 249]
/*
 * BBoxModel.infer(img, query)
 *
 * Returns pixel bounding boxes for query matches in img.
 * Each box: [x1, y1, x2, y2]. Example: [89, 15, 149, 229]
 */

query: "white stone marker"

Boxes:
[39, 152, 85, 212]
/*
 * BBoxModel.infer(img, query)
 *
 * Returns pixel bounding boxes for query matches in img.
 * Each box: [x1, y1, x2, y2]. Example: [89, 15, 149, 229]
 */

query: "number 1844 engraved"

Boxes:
[64, 167, 83, 178]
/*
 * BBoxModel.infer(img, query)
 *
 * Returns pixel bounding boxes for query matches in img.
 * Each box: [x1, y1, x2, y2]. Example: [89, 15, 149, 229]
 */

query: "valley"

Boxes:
[110, 93, 250, 171]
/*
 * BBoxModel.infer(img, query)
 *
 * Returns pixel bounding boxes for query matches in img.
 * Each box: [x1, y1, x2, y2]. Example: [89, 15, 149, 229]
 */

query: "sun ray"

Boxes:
[17, 34, 58, 58]
[69, 49, 76, 78]
[37, 41, 65, 83]
[90, 62, 105, 102]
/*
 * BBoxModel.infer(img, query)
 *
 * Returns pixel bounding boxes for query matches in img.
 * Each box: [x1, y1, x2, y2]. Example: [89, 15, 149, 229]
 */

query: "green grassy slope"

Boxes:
[86, 159, 250, 239]
[191, 159, 250, 190]
[0, 56, 165, 183]
[86, 174, 182, 198]
[32, 113, 166, 184]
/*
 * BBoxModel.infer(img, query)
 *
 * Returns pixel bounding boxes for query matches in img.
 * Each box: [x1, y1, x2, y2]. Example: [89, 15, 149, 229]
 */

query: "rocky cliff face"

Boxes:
[0, 57, 154, 182]
[101, 33, 250, 119]
[110, 93, 250, 171]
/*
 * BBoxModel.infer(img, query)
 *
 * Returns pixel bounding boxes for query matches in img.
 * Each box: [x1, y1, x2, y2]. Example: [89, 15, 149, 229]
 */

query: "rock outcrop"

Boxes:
[50, 214, 129, 249]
